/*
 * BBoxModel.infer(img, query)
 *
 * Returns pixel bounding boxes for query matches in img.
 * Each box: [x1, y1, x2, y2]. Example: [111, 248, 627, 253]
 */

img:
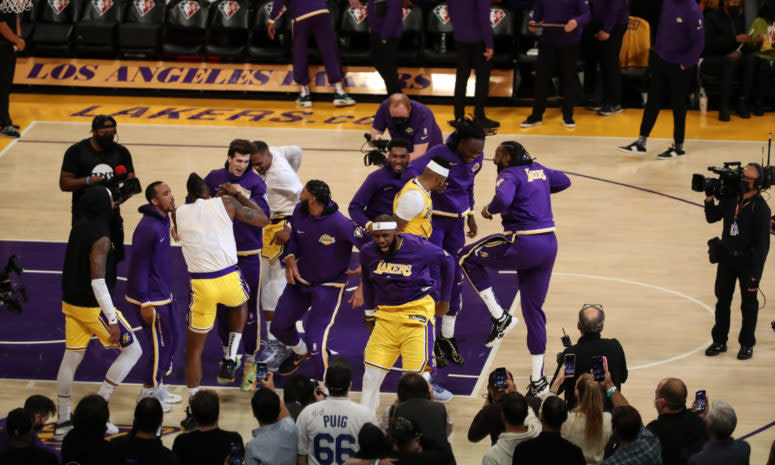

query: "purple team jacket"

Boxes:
[372, 99, 443, 153]
[654, 0, 704, 68]
[348, 162, 404, 228]
[125, 204, 172, 306]
[204, 168, 270, 254]
[360, 233, 455, 308]
[447, 0, 494, 49]
[403, 137, 483, 216]
[487, 162, 571, 233]
[367, 0, 403, 41]
[591, 0, 628, 33]
[532, 0, 591, 45]
[283, 202, 369, 285]
[269, 0, 327, 21]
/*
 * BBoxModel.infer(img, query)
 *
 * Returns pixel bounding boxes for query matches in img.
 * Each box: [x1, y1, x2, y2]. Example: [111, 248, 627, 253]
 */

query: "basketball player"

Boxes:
[359, 216, 455, 413]
[172, 173, 270, 429]
[270, 180, 369, 379]
[459, 141, 570, 396]
[250, 142, 303, 370]
[54, 186, 143, 439]
[204, 139, 270, 392]
[126, 181, 182, 411]
[267, 0, 355, 107]
[402, 117, 489, 368]
[348, 139, 411, 229]
[393, 156, 450, 239]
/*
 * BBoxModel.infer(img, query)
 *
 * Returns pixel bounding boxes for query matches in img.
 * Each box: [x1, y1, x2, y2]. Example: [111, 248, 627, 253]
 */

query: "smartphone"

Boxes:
[494, 367, 508, 390]
[256, 362, 268, 381]
[695, 390, 707, 413]
[564, 354, 575, 376]
[591, 356, 606, 382]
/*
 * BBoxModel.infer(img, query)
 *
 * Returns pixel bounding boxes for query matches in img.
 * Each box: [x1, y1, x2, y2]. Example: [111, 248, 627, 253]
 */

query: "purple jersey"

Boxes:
[590, 0, 628, 33]
[284, 202, 369, 285]
[269, 0, 327, 21]
[204, 168, 270, 254]
[348, 163, 404, 228]
[447, 0, 494, 49]
[654, 0, 704, 68]
[360, 233, 454, 308]
[487, 162, 571, 233]
[367, 0, 403, 40]
[532, 0, 590, 45]
[403, 139, 483, 216]
[372, 99, 443, 153]
[125, 204, 172, 306]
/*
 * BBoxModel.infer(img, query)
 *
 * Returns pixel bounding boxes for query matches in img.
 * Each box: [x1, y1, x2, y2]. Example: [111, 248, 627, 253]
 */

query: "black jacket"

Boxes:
[112, 432, 179, 465]
[703, 7, 746, 56]
[549, 332, 628, 411]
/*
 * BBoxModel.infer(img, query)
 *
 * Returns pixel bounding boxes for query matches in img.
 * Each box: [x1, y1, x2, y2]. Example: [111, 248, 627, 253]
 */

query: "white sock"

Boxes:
[267, 332, 277, 342]
[441, 315, 456, 339]
[56, 350, 85, 422]
[479, 288, 505, 320]
[531, 354, 545, 381]
[227, 332, 242, 361]
[300, 85, 310, 97]
[97, 382, 116, 401]
[360, 366, 387, 413]
[334, 82, 345, 94]
[57, 397, 71, 422]
[188, 387, 200, 399]
[291, 340, 308, 355]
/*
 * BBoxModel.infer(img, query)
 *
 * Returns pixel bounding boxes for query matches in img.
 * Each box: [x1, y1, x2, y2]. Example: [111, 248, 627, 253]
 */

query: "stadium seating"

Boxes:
[247, 0, 291, 63]
[73, 0, 122, 57]
[206, 0, 251, 60]
[30, 0, 82, 57]
[161, 0, 212, 58]
[421, 2, 456, 66]
[119, 0, 165, 58]
[338, 2, 371, 65]
[396, 6, 423, 66]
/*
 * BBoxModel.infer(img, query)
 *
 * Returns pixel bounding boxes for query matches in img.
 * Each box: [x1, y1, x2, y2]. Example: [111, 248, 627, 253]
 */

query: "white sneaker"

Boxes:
[106, 421, 119, 434]
[333, 93, 356, 107]
[158, 383, 182, 404]
[53, 420, 73, 441]
[137, 387, 173, 412]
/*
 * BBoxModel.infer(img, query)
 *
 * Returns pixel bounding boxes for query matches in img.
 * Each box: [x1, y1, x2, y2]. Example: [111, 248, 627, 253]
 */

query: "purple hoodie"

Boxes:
[653, 0, 704, 68]
[368, 0, 404, 41]
[204, 167, 270, 254]
[348, 163, 404, 228]
[125, 204, 172, 306]
[447, 0, 494, 49]
[532, 0, 591, 45]
[591, 0, 628, 33]
[269, 0, 327, 22]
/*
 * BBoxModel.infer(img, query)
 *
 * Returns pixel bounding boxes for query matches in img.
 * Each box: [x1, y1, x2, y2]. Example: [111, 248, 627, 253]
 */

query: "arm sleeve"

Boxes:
[268, 0, 286, 22]
[616, 339, 628, 384]
[394, 189, 426, 221]
[349, 175, 378, 227]
[486, 173, 517, 215]
[479, 0, 494, 49]
[381, 0, 402, 41]
[574, 0, 591, 26]
[704, 199, 724, 223]
[684, 10, 706, 67]
[360, 254, 376, 311]
[750, 200, 771, 281]
[126, 228, 154, 304]
[296, 415, 309, 455]
[547, 168, 572, 193]
[203, 172, 219, 198]
[437, 250, 455, 302]
[272, 146, 303, 172]
[467, 406, 495, 443]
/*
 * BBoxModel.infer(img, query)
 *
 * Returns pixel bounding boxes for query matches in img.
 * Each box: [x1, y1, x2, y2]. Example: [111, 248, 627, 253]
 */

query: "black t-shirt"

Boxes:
[172, 428, 244, 465]
[0, 445, 59, 465]
[647, 409, 709, 465]
[112, 433, 179, 465]
[0, 12, 16, 44]
[61, 138, 134, 214]
[62, 430, 121, 465]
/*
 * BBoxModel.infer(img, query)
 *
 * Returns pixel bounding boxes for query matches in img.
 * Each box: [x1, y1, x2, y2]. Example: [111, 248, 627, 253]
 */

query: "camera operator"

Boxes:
[370, 93, 443, 160]
[704, 163, 771, 360]
[59, 115, 137, 262]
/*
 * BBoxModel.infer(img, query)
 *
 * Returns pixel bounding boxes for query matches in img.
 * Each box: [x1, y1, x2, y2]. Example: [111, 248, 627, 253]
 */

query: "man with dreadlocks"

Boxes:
[402, 117, 490, 369]
[459, 141, 570, 396]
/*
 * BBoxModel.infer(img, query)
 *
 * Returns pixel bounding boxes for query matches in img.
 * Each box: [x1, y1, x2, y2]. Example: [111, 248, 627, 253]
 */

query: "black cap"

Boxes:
[92, 115, 117, 131]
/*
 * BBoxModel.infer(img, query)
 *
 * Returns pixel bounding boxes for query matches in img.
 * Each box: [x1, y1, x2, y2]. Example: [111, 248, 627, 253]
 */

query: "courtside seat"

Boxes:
[119, 0, 164, 57]
[619, 16, 650, 106]
[30, 0, 82, 57]
[162, 0, 211, 58]
[73, 0, 122, 57]
[421, 2, 455, 67]
[396, 6, 423, 66]
[338, 1, 370, 65]
[490, 5, 516, 69]
[206, 0, 250, 60]
[247, 0, 291, 63]
[18, 3, 37, 57]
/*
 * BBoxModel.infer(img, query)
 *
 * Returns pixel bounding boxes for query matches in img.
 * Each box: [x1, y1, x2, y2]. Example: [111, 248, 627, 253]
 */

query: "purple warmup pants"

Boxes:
[132, 301, 179, 387]
[292, 12, 344, 86]
[270, 283, 345, 379]
[430, 215, 466, 317]
[459, 232, 558, 355]
[217, 255, 264, 358]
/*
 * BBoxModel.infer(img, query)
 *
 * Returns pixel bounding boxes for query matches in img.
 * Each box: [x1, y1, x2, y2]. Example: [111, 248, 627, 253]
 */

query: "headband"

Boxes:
[427, 160, 449, 177]
[371, 221, 398, 231]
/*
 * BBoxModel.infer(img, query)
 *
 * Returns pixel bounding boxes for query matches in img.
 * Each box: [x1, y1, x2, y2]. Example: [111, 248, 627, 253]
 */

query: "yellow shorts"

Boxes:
[261, 218, 289, 264]
[188, 267, 250, 334]
[363, 319, 434, 373]
[62, 302, 135, 351]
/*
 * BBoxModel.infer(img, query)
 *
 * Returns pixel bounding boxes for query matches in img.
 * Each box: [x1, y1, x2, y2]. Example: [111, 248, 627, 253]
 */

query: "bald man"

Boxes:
[370, 94, 443, 160]
[647, 378, 709, 465]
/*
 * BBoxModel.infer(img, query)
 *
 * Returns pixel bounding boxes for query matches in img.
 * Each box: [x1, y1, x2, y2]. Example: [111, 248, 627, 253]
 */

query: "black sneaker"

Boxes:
[0, 125, 20, 138]
[474, 115, 500, 129]
[217, 358, 237, 384]
[618, 140, 647, 154]
[520, 114, 543, 128]
[180, 406, 197, 431]
[436, 336, 464, 366]
[563, 116, 576, 129]
[656, 145, 686, 160]
[586, 101, 602, 111]
[10, 124, 19, 130]
[736, 108, 751, 119]
[705, 342, 727, 356]
[737, 345, 753, 360]
[278, 351, 311, 376]
[527, 376, 550, 396]
[433, 340, 448, 369]
[485, 313, 519, 347]
[719, 109, 731, 122]
[53, 420, 73, 441]
[598, 105, 623, 116]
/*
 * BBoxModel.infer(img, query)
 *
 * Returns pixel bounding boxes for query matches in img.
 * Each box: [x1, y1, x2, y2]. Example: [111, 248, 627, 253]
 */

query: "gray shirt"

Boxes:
[688, 439, 750, 465]
[245, 417, 298, 465]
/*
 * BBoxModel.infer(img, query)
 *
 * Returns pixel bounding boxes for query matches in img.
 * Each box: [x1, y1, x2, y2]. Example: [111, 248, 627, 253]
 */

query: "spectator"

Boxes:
[378, 372, 453, 448]
[588, 0, 629, 116]
[369, 94, 444, 160]
[513, 396, 585, 465]
[0, 7, 22, 139]
[748, 0, 775, 115]
[468, 368, 542, 445]
[447, 0, 500, 129]
[112, 397, 178, 465]
[385, 417, 455, 465]
[0, 409, 58, 465]
[365, 0, 403, 95]
[348, 423, 387, 463]
[296, 357, 376, 465]
[646, 378, 708, 465]
[557, 373, 612, 465]
[549, 304, 628, 411]
[521, 0, 591, 129]
[283, 375, 318, 421]
[172, 390, 244, 465]
[602, 406, 663, 465]
[246, 372, 298, 465]
[0, 394, 56, 454]
[703, 0, 755, 121]
[767, 439, 775, 465]
[688, 401, 749, 465]
[482, 392, 541, 465]
[61, 394, 120, 465]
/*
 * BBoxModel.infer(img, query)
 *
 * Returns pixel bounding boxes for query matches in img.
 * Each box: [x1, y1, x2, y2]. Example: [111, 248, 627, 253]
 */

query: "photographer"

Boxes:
[370, 94, 443, 160]
[704, 163, 771, 360]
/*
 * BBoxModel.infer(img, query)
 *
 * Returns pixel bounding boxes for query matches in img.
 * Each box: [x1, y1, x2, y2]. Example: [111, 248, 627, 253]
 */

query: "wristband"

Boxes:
[86, 176, 90, 185]
[606, 386, 618, 398]
[364, 309, 376, 317]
